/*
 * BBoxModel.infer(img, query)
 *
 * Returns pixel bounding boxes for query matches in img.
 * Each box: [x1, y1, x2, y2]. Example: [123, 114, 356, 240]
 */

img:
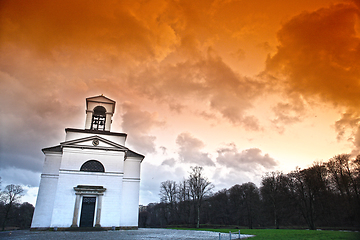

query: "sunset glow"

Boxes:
[1, 0, 360, 205]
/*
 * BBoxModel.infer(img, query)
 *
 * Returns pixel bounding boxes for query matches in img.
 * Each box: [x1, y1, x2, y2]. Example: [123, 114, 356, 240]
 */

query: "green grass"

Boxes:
[171, 228, 360, 240]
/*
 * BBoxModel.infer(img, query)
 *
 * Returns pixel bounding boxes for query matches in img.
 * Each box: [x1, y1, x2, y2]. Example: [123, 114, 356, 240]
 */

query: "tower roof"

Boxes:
[86, 95, 116, 111]
[86, 95, 115, 103]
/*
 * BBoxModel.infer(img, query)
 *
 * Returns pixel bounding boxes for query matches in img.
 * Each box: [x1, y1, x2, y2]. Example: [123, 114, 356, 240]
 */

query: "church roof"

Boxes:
[42, 145, 62, 153]
[125, 150, 145, 161]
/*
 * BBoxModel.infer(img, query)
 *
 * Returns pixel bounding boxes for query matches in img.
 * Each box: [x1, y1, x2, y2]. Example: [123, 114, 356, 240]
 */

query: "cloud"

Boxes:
[231, 48, 246, 60]
[216, 143, 278, 172]
[0, 0, 179, 63]
[271, 94, 308, 133]
[176, 132, 215, 166]
[128, 52, 266, 129]
[161, 158, 176, 167]
[334, 111, 360, 141]
[140, 161, 186, 204]
[1, 0, 269, 130]
[352, 126, 360, 155]
[265, 1, 360, 146]
[0, 167, 41, 188]
[266, 2, 360, 105]
[335, 111, 360, 154]
[121, 102, 164, 154]
[212, 168, 263, 192]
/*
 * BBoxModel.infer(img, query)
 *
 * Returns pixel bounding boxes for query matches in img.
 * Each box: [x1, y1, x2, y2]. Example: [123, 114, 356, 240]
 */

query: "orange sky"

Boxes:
[1, 0, 359, 204]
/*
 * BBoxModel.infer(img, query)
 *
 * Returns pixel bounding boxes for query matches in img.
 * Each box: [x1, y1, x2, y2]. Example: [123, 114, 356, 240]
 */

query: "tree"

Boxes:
[1, 184, 24, 230]
[287, 164, 329, 230]
[177, 179, 191, 224]
[14, 202, 34, 229]
[326, 154, 359, 200]
[326, 155, 360, 226]
[160, 180, 177, 204]
[260, 171, 290, 228]
[229, 182, 260, 229]
[187, 166, 214, 228]
[207, 189, 230, 225]
[159, 180, 178, 224]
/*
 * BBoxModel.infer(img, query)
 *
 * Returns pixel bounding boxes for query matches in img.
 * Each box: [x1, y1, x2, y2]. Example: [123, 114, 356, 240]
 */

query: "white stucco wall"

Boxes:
[31, 153, 62, 228]
[50, 171, 123, 228]
[31, 175, 59, 227]
[123, 158, 141, 179]
[121, 158, 142, 226]
[61, 148, 125, 173]
[121, 179, 140, 226]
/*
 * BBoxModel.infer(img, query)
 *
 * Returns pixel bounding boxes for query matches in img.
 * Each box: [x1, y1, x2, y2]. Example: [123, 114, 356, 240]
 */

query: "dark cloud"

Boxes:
[128, 52, 266, 129]
[161, 158, 176, 167]
[335, 111, 360, 141]
[334, 111, 360, 154]
[0, 168, 40, 188]
[0, 0, 177, 64]
[121, 102, 164, 154]
[0, 0, 268, 130]
[257, 42, 272, 52]
[216, 143, 278, 172]
[265, 1, 360, 147]
[271, 94, 307, 133]
[266, 2, 360, 106]
[231, 48, 246, 61]
[352, 126, 360, 155]
[176, 132, 215, 166]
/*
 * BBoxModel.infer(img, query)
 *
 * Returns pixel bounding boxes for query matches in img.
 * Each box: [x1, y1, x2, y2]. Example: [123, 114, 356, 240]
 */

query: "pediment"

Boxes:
[60, 135, 128, 151]
[86, 95, 115, 104]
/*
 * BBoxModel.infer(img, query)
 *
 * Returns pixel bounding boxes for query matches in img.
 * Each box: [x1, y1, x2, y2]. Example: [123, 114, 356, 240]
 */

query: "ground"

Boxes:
[0, 228, 254, 239]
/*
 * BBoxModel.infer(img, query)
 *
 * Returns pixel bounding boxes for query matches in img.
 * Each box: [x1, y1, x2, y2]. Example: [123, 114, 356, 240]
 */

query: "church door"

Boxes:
[79, 197, 96, 227]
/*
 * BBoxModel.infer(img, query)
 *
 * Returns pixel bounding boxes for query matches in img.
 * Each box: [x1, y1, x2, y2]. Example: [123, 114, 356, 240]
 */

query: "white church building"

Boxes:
[31, 95, 144, 230]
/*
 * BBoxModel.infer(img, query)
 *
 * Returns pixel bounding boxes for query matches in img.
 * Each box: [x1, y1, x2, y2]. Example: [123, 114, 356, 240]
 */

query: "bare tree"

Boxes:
[160, 180, 177, 204]
[229, 182, 260, 229]
[187, 166, 214, 228]
[260, 171, 290, 229]
[326, 154, 359, 200]
[177, 179, 191, 224]
[160, 180, 178, 224]
[1, 184, 24, 230]
[326, 155, 360, 226]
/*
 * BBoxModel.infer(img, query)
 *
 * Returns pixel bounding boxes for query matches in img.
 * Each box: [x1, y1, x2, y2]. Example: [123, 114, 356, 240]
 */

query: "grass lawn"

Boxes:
[171, 228, 360, 240]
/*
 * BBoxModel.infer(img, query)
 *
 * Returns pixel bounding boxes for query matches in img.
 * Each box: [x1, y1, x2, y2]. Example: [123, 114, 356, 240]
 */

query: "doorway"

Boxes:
[79, 197, 96, 227]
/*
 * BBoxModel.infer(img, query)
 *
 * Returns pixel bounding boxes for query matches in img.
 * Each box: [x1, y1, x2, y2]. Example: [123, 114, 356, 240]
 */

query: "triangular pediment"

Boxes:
[60, 135, 128, 151]
[86, 95, 115, 104]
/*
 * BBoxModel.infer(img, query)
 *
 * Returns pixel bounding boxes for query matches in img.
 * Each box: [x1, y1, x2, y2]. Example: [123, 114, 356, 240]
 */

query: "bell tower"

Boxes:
[84, 95, 115, 131]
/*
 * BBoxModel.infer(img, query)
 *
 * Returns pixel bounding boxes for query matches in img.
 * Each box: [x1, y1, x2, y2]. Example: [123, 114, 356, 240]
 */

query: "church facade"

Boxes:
[31, 95, 144, 230]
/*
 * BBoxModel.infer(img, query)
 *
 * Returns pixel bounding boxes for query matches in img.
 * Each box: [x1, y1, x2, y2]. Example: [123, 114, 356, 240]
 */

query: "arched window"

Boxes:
[80, 160, 105, 172]
[91, 106, 106, 131]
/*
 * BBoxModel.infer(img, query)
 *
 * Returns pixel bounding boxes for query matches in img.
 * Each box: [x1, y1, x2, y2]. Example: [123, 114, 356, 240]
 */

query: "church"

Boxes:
[31, 95, 144, 230]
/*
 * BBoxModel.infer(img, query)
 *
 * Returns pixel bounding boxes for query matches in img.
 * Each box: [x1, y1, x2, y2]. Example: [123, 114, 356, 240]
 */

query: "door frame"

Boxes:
[79, 196, 97, 227]
[71, 185, 106, 228]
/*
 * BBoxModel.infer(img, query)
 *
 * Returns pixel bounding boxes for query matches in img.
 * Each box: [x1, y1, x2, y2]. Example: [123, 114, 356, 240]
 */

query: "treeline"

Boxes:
[139, 154, 360, 230]
[0, 181, 34, 230]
